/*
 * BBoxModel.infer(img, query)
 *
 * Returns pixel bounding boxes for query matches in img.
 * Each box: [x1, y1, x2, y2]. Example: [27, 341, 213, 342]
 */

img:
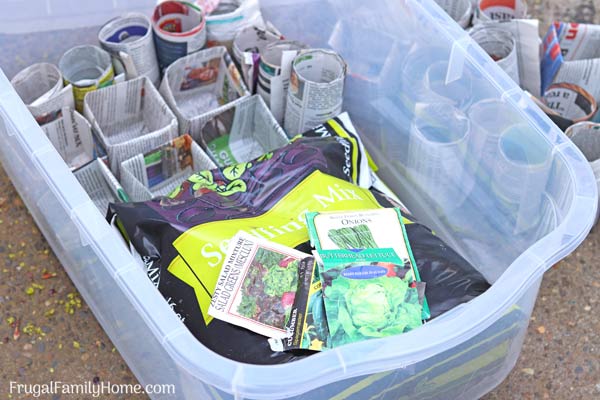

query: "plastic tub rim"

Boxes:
[0, 0, 598, 396]
[1, 42, 597, 400]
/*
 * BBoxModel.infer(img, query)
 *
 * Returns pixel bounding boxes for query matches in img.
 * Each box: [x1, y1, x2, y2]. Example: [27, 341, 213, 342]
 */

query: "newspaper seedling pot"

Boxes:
[120, 134, 216, 201]
[204, 0, 265, 50]
[195, 94, 288, 167]
[152, 1, 207, 71]
[543, 82, 598, 123]
[475, 0, 527, 22]
[470, 26, 520, 86]
[59, 45, 115, 112]
[160, 46, 249, 137]
[99, 13, 160, 86]
[407, 103, 474, 210]
[73, 158, 128, 213]
[566, 121, 600, 224]
[10, 63, 75, 125]
[256, 40, 307, 124]
[83, 76, 179, 177]
[433, 0, 472, 28]
[232, 25, 282, 92]
[491, 124, 552, 234]
[41, 108, 95, 171]
[284, 49, 347, 136]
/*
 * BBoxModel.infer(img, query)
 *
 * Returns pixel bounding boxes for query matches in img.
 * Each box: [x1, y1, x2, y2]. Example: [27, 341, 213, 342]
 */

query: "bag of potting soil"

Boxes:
[301, 112, 377, 185]
[109, 116, 490, 364]
[110, 135, 379, 364]
[302, 112, 412, 214]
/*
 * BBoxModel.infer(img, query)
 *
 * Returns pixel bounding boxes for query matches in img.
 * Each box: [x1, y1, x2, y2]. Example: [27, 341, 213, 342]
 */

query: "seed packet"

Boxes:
[143, 135, 195, 188]
[272, 208, 428, 353]
[268, 256, 330, 352]
[316, 248, 423, 347]
[209, 232, 310, 339]
[306, 208, 430, 319]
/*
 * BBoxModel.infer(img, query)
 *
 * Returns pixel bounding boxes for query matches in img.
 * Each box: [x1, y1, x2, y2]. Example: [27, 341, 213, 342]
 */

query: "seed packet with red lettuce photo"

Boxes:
[209, 232, 310, 338]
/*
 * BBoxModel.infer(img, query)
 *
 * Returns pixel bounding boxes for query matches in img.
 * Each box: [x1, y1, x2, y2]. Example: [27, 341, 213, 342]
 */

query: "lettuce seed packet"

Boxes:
[306, 208, 430, 320]
[316, 250, 423, 347]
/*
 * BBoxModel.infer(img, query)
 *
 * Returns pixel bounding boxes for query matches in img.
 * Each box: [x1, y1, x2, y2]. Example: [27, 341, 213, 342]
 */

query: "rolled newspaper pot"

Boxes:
[83, 76, 179, 176]
[232, 25, 281, 92]
[58, 45, 115, 112]
[120, 134, 216, 201]
[545, 22, 600, 63]
[470, 26, 520, 85]
[10, 63, 75, 125]
[197, 95, 289, 167]
[11, 63, 62, 107]
[203, 0, 265, 49]
[257, 40, 307, 124]
[232, 26, 281, 66]
[74, 159, 129, 213]
[543, 82, 598, 123]
[406, 103, 473, 208]
[398, 45, 450, 112]
[471, 19, 541, 96]
[41, 107, 95, 170]
[284, 49, 347, 136]
[565, 121, 600, 223]
[152, 1, 207, 71]
[526, 93, 575, 131]
[468, 98, 522, 171]
[433, 0, 473, 28]
[423, 60, 474, 108]
[196, 0, 220, 14]
[99, 13, 160, 86]
[491, 124, 551, 234]
[159, 46, 249, 136]
[476, 0, 527, 22]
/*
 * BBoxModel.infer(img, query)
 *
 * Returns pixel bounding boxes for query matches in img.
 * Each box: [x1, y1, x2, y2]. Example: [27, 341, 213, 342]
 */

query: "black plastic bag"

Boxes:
[405, 223, 490, 318]
[110, 135, 377, 364]
[110, 136, 490, 364]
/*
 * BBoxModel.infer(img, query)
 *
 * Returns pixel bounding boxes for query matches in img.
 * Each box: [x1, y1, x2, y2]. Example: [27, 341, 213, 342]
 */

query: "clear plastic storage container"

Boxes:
[0, 1, 597, 399]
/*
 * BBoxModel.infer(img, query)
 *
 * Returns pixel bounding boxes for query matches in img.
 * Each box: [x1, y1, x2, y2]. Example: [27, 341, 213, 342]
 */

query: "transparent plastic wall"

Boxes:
[0, 0, 596, 399]
[0, 2, 153, 79]
[1, 0, 152, 34]
[263, 0, 582, 283]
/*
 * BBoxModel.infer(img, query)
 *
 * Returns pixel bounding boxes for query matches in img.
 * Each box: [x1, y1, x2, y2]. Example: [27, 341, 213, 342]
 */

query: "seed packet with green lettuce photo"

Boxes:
[306, 208, 430, 320]
[209, 232, 310, 339]
[269, 257, 330, 352]
[316, 249, 423, 347]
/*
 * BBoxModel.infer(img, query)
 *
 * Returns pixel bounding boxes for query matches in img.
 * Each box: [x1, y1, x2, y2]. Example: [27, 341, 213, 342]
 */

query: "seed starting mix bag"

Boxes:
[109, 115, 490, 364]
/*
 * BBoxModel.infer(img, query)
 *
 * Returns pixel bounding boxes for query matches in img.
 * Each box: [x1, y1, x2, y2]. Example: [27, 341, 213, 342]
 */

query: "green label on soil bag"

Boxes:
[207, 135, 238, 167]
[168, 171, 383, 325]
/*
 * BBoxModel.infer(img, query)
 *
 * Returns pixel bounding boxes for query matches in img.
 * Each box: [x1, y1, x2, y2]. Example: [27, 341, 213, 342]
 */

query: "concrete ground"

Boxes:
[1, 0, 600, 399]
[485, 228, 600, 399]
